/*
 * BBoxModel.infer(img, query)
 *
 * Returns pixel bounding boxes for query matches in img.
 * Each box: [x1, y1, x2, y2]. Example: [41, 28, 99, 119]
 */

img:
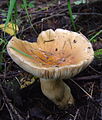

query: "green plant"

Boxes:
[21, 1, 35, 9]
[67, 0, 76, 31]
[0, 38, 8, 70]
[0, 0, 36, 70]
[22, 0, 37, 34]
[90, 30, 102, 42]
[4, 0, 18, 36]
[5, 0, 17, 28]
[5, 0, 35, 33]
[89, 30, 102, 58]
[94, 49, 102, 58]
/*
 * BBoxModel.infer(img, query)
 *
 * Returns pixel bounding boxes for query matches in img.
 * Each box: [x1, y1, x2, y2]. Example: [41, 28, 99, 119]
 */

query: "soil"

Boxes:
[0, 0, 102, 120]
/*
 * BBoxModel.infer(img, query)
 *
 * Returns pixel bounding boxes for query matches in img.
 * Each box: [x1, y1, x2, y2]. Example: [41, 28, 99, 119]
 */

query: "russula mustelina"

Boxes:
[7, 29, 94, 107]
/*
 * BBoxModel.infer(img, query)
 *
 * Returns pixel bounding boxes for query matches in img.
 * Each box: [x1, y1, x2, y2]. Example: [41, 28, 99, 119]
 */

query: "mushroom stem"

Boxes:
[40, 78, 74, 107]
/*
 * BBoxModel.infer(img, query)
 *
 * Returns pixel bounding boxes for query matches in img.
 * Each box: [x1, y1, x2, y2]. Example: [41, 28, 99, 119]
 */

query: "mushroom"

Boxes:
[7, 29, 94, 107]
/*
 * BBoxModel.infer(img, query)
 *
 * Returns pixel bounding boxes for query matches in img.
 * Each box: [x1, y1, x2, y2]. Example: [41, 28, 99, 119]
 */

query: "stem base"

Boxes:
[40, 79, 74, 108]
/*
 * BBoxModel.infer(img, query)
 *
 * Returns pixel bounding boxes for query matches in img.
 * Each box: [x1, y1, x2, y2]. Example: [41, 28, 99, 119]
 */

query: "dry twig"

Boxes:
[0, 83, 25, 120]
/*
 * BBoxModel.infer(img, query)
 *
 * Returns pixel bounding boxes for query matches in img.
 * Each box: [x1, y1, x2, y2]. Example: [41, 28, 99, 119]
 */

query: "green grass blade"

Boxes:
[67, 0, 76, 31]
[22, 0, 37, 35]
[22, 0, 29, 17]
[10, 47, 34, 59]
[5, 0, 16, 28]
[90, 30, 102, 42]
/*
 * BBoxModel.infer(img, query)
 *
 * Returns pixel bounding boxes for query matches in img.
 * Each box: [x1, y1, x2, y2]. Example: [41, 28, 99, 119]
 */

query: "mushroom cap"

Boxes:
[7, 29, 94, 79]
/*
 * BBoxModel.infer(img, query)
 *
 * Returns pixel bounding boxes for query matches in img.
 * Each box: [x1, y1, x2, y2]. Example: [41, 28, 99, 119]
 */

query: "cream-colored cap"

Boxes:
[7, 29, 94, 79]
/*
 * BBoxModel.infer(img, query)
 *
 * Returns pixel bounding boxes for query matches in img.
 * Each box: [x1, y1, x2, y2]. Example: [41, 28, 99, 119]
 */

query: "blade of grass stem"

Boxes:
[22, 0, 38, 35]
[10, 47, 34, 59]
[5, 0, 16, 28]
[90, 30, 102, 42]
[11, 1, 18, 35]
[67, 0, 76, 31]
